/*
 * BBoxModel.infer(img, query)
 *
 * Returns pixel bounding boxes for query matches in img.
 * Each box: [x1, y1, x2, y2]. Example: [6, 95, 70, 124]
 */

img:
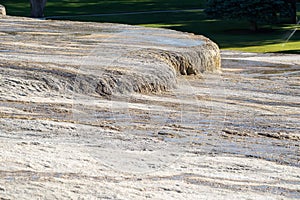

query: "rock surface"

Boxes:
[0, 16, 300, 199]
[0, 5, 6, 16]
[0, 16, 220, 98]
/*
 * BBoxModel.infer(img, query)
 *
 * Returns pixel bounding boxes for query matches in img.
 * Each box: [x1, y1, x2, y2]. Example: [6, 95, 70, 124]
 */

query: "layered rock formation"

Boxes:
[1, 16, 299, 199]
[0, 4, 6, 16]
[0, 16, 220, 99]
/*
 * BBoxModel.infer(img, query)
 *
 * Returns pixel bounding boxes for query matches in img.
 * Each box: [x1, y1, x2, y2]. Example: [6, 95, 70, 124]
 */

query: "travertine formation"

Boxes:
[0, 16, 299, 199]
[0, 16, 220, 99]
[0, 4, 6, 16]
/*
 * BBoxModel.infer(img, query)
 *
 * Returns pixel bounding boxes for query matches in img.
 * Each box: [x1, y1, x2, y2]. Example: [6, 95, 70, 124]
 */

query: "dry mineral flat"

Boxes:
[0, 16, 300, 199]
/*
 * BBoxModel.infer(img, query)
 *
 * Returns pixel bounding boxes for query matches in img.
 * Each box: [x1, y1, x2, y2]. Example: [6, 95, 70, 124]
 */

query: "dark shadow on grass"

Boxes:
[223, 28, 276, 34]
[273, 50, 300, 54]
[3, 0, 206, 17]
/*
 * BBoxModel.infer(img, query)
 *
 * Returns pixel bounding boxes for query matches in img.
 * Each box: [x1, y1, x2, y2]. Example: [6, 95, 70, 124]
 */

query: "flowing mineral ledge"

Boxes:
[0, 16, 220, 98]
[1, 16, 300, 200]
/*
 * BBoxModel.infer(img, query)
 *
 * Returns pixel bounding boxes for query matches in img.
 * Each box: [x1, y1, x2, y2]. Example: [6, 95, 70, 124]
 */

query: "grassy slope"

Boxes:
[2, 0, 300, 53]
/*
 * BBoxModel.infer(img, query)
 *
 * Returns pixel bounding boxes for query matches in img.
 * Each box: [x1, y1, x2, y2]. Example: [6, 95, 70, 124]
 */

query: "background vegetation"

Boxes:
[2, 0, 300, 53]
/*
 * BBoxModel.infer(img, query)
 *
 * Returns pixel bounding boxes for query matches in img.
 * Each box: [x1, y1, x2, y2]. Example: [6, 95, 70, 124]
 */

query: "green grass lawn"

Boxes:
[2, 0, 300, 53]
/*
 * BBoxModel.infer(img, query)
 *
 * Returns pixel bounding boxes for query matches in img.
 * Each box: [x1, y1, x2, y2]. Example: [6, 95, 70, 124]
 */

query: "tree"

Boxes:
[283, 0, 298, 23]
[205, 0, 292, 31]
[30, 0, 47, 18]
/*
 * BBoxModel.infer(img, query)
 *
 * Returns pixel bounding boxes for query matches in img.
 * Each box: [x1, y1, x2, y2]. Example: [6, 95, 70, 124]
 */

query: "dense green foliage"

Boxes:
[205, 0, 293, 30]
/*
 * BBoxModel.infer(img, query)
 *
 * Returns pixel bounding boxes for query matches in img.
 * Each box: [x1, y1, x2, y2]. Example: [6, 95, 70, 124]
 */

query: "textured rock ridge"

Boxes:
[0, 4, 6, 16]
[0, 16, 300, 200]
[143, 39, 221, 76]
[0, 16, 221, 98]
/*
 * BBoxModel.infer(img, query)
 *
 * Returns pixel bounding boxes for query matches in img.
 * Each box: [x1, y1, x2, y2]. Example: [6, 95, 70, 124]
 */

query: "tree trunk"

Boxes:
[0, 5, 6, 16]
[30, 0, 47, 18]
[250, 21, 258, 32]
[290, 0, 297, 24]
[284, 0, 298, 24]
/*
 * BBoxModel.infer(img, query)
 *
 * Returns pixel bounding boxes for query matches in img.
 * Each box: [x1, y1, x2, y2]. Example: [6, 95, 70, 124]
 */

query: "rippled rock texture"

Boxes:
[1, 16, 299, 200]
[0, 16, 220, 99]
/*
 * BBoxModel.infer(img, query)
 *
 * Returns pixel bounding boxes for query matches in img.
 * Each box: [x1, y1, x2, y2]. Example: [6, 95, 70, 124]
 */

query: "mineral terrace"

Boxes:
[0, 15, 300, 199]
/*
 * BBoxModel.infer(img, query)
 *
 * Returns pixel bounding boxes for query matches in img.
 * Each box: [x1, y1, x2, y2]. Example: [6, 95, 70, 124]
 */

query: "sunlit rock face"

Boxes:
[1, 16, 300, 200]
[0, 5, 6, 16]
[0, 16, 220, 97]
